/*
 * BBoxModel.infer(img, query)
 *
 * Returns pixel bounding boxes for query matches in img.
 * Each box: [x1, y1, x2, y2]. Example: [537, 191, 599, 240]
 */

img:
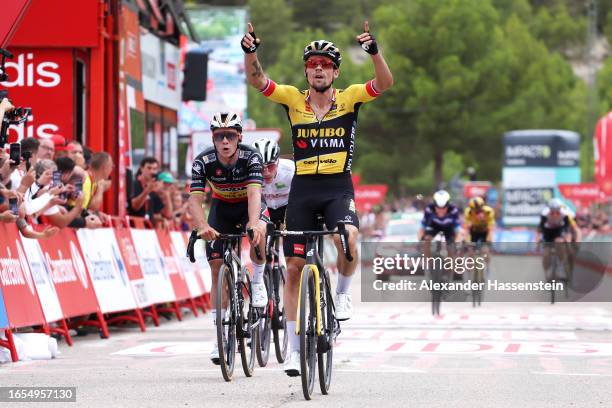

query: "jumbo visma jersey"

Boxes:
[261, 79, 381, 175]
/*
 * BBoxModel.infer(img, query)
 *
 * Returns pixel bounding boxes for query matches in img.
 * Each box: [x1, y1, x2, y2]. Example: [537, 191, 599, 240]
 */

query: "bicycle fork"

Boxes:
[295, 265, 322, 336]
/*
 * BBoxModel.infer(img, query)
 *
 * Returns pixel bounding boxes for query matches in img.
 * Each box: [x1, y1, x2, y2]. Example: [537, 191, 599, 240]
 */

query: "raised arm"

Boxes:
[356, 21, 393, 93]
[242, 22, 269, 90]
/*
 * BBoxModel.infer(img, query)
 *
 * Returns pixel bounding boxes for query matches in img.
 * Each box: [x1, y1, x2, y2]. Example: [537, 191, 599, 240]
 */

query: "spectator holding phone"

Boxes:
[128, 156, 173, 223]
[9, 137, 39, 193]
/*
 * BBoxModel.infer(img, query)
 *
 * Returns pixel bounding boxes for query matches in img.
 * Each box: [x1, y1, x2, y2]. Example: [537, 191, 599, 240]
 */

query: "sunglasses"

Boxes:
[305, 58, 336, 69]
[212, 131, 240, 143]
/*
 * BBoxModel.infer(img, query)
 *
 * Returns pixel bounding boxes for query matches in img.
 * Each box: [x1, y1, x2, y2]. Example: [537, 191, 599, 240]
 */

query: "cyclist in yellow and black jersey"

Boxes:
[462, 196, 495, 268]
[242, 21, 393, 376]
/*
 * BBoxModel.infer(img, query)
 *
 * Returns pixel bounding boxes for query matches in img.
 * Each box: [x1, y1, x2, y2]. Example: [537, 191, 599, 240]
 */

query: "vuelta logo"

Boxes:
[295, 140, 308, 149]
[16, 240, 35, 296]
[294, 244, 305, 255]
[70, 242, 89, 289]
[215, 169, 223, 176]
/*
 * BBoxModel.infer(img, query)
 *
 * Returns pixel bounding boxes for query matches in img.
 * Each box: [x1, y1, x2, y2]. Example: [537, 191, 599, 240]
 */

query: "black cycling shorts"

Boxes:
[470, 230, 488, 243]
[206, 199, 269, 261]
[424, 225, 456, 243]
[268, 205, 287, 228]
[283, 174, 358, 258]
[541, 227, 567, 243]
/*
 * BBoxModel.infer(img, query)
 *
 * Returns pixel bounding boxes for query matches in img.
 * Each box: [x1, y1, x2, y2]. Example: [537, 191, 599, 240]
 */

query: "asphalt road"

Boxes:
[1, 254, 611, 408]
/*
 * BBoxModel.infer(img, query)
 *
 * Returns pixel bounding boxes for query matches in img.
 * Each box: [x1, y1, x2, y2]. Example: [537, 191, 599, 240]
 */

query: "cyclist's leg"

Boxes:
[541, 228, 556, 273]
[282, 183, 314, 371]
[325, 195, 360, 289]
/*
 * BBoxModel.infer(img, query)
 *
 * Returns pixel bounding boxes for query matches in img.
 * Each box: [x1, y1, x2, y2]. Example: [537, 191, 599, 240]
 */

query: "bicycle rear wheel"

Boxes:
[256, 266, 272, 367]
[217, 265, 236, 382]
[239, 271, 257, 377]
[299, 266, 317, 400]
[273, 265, 288, 363]
[318, 273, 334, 395]
[550, 255, 558, 305]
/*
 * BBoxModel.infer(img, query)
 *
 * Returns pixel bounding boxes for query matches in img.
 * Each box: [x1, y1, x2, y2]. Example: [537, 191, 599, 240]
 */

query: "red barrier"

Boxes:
[36, 227, 109, 338]
[156, 228, 196, 319]
[112, 217, 158, 327]
[0, 223, 46, 361]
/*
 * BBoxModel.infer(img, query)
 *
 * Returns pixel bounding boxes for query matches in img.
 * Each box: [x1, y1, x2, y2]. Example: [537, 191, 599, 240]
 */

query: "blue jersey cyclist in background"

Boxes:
[187, 112, 269, 365]
[242, 21, 393, 376]
[418, 190, 462, 262]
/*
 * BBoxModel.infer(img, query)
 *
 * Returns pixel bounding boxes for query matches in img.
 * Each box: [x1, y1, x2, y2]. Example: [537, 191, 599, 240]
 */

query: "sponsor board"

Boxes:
[77, 229, 138, 313]
[170, 231, 205, 297]
[20, 237, 63, 323]
[130, 229, 175, 304]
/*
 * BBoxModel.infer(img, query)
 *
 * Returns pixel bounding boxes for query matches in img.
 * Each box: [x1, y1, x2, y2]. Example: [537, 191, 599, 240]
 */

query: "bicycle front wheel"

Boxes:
[318, 273, 334, 395]
[299, 266, 317, 400]
[256, 265, 272, 367]
[239, 270, 257, 377]
[217, 264, 236, 382]
[273, 265, 288, 363]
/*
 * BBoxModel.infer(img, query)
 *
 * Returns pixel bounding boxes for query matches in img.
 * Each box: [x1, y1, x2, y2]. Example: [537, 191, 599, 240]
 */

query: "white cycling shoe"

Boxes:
[334, 293, 353, 321]
[251, 281, 268, 308]
[284, 350, 300, 377]
[210, 344, 220, 365]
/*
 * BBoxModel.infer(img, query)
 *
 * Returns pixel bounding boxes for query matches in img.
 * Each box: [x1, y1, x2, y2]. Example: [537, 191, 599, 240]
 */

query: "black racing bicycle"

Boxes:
[187, 229, 262, 381]
[274, 217, 352, 400]
[464, 241, 489, 307]
[256, 221, 288, 367]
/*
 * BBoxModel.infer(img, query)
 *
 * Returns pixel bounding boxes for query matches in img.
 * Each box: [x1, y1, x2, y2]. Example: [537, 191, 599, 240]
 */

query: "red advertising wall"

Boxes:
[0, 223, 46, 328]
[1, 48, 74, 143]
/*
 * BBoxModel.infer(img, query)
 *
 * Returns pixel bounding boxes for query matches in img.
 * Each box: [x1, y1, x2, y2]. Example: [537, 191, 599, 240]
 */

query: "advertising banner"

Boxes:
[20, 237, 63, 323]
[0, 223, 45, 328]
[502, 187, 554, 225]
[355, 185, 388, 212]
[155, 228, 191, 301]
[503, 130, 580, 168]
[129, 228, 175, 304]
[114, 226, 150, 307]
[179, 7, 247, 134]
[558, 183, 602, 208]
[36, 228, 100, 318]
[77, 229, 138, 313]
[140, 32, 181, 110]
[594, 113, 612, 195]
[170, 231, 205, 297]
[0, 48, 74, 142]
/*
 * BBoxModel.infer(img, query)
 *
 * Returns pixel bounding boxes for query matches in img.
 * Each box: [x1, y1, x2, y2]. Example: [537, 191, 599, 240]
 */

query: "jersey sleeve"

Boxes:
[344, 80, 382, 105]
[260, 80, 303, 105]
[189, 157, 207, 195]
[246, 152, 264, 186]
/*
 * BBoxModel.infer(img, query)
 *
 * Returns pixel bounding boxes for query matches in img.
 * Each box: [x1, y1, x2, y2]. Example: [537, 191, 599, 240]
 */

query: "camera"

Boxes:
[1, 48, 32, 147]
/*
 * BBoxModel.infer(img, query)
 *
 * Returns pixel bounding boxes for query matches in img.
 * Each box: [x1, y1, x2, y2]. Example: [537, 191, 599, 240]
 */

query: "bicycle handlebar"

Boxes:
[186, 228, 262, 263]
[271, 221, 353, 262]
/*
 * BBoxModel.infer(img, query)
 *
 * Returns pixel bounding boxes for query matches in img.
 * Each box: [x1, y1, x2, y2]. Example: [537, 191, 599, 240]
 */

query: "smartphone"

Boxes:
[9, 143, 21, 165]
[8, 197, 18, 215]
[52, 170, 62, 187]
[75, 181, 83, 193]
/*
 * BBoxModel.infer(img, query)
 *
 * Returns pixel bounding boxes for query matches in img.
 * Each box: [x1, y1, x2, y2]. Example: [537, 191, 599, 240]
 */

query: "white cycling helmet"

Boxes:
[548, 198, 563, 210]
[210, 112, 242, 132]
[433, 190, 451, 208]
[252, 138, 280, 164]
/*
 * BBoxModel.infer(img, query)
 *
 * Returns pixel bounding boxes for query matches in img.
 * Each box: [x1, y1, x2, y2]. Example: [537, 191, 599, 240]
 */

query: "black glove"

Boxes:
[187, 229, 199, 263]
[241, 31, 260, 54]
[358, 34, 378, 55]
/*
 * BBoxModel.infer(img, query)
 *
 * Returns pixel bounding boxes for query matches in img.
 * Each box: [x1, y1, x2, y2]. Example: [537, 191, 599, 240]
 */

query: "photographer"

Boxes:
[128, 156, 173, 223]
[8, 137, 39, 194]
[0, 97, 14, 124]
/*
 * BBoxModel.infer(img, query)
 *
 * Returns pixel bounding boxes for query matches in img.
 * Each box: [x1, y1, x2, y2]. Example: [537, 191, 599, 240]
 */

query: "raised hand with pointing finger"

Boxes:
[241, 22, 260, 54]
[356, 21, 378, 55]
